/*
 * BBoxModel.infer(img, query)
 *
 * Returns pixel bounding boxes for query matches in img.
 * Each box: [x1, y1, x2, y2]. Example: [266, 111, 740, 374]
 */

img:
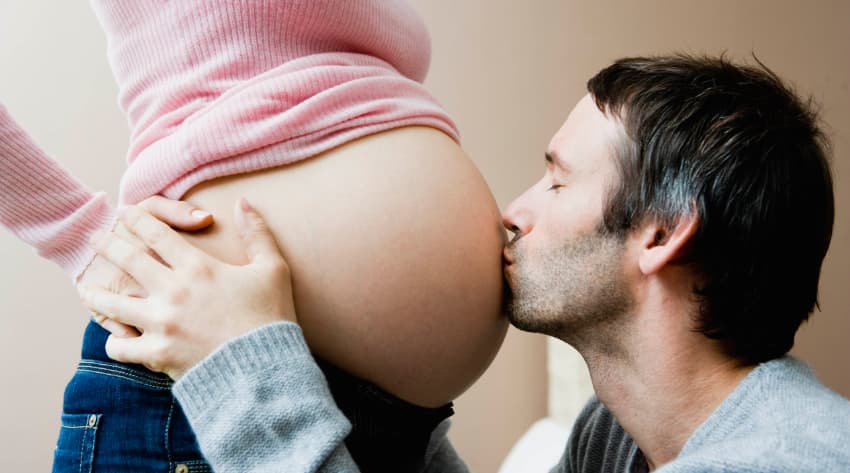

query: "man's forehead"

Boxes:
[546, 96, 622, 170]
[549, 96, 594, 143]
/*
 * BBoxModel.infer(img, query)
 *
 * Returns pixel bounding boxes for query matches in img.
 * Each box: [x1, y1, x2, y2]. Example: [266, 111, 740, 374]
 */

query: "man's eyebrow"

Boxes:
[545, 152, 568, 171]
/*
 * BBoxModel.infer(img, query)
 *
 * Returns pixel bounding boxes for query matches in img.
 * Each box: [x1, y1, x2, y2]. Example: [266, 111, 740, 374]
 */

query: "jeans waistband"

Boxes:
[81, 320, 121, 362]
[80, 320, 171, 387]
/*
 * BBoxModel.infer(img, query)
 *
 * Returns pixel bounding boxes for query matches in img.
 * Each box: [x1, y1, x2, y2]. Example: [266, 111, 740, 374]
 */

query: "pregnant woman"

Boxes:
[0, 1, 507, 471]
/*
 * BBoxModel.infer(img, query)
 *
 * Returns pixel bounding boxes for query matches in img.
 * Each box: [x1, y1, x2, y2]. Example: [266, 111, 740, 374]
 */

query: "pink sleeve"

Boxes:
[0, 105, 116, 281]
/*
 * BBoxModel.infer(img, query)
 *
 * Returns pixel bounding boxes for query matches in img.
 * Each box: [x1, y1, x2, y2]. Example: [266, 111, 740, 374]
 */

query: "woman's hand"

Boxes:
[77, 198, 296, 380]
[76, 196, 214, 337]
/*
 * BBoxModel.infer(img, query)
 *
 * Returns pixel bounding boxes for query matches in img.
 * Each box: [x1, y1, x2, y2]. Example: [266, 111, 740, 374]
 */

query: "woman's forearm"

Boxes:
[173, 322, 359, 472]
[0, 104, 116, 280]
[173, 322, 470, 473]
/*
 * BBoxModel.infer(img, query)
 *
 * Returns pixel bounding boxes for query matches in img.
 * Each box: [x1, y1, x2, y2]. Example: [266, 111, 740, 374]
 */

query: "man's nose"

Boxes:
[502, 194, 533, 238]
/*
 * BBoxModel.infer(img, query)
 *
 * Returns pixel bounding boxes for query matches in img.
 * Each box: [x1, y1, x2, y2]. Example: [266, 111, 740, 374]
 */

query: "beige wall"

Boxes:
[1, 1, 847, 472]
[1, 4, 128, 473]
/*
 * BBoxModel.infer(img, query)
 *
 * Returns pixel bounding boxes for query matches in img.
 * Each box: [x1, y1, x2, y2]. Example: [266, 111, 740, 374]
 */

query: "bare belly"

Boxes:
[177, 126, 508, 407]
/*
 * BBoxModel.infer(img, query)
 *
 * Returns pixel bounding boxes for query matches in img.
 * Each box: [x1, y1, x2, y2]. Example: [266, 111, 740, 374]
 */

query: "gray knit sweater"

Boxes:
[173, 322, 850, 472]
[173, 322, 468, 472]
[555, 356, 850, 473]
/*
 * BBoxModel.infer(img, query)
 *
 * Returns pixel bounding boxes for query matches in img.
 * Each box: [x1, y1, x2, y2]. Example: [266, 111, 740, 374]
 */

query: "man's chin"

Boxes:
[506, 294, 573, 340]
[506, 298, 546, 334]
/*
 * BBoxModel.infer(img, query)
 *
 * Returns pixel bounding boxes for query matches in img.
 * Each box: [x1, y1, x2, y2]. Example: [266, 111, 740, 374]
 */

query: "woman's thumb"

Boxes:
[235, 198, 285, 264]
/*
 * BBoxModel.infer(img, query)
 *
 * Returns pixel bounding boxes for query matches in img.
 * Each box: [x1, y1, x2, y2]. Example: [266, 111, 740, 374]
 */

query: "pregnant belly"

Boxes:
[177, 126, 508, 407]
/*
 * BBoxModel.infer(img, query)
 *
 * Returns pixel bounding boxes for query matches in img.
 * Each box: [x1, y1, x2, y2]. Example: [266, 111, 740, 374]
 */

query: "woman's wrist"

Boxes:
[174, 321, 311, 417]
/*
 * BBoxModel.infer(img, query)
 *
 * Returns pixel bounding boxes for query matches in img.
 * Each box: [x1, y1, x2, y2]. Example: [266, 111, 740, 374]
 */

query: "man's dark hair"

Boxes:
[588, 54, 834, 365]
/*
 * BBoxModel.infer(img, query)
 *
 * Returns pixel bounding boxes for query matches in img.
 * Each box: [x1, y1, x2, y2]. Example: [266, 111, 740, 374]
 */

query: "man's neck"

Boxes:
[579, 306, 753, 470]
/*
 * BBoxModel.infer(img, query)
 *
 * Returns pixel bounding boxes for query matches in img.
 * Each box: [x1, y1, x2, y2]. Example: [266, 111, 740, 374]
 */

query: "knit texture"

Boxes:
[553, 357, 850, 473]
[0, 106, 116, 278]
[174, 322, 470, 473]
[1, 0, 458, 280]
[177, 324, 850, 471]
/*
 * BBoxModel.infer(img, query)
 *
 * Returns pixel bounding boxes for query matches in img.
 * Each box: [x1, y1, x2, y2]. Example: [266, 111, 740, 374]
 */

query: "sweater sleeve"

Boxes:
[173, 322, 359, 472]
[0, 105, 117, 281]
[173, 322, 469, 473]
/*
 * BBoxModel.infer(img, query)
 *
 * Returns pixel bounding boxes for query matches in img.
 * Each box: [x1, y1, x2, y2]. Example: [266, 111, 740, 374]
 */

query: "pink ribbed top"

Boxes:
[0, 0, 458, 280]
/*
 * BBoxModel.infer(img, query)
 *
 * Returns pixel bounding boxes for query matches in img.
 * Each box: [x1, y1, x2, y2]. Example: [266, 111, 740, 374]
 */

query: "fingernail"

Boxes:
[239, 197, 254, 213]
[191, 209, 211, 220]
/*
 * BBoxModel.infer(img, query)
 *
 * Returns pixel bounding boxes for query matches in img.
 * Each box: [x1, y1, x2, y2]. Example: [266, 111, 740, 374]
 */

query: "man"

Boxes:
[501, 56, 846, 472]
[80, 55, 850, 472]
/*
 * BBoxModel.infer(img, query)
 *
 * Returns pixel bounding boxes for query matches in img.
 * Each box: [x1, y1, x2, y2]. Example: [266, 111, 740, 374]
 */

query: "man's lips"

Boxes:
[502, 250, 515, 282]
[502, 249, 514, 266]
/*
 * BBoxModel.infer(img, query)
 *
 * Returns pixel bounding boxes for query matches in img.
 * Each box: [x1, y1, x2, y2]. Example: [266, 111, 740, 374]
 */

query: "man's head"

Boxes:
[502, 95, 634, 352]
[503, 54, 834, 365]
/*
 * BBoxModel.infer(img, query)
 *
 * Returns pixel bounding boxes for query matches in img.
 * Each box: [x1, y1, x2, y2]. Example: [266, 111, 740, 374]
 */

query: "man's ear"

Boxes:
[637, 212, 699, 276]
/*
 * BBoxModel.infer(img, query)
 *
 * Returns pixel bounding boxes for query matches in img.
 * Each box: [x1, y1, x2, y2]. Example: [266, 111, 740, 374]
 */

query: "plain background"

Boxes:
[0, 1, 847, 472]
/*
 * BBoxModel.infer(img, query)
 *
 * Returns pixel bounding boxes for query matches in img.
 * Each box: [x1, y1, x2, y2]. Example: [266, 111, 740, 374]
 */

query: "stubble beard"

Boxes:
[505, 228, 633, 351]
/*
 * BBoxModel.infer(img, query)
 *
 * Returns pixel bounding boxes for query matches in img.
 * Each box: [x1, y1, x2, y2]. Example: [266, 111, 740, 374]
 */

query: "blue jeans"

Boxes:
[52, 321, 210, 472]
[53, 321, 454, 472]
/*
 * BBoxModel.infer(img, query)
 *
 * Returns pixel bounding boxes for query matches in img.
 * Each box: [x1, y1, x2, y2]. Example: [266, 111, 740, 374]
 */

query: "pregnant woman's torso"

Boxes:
[177, 126, 508, 407]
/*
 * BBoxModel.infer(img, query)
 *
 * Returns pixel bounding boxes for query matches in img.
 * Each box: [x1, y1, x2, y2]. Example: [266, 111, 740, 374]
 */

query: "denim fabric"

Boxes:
[54, 321, 454, 472]
[52, 321, 211, 473]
